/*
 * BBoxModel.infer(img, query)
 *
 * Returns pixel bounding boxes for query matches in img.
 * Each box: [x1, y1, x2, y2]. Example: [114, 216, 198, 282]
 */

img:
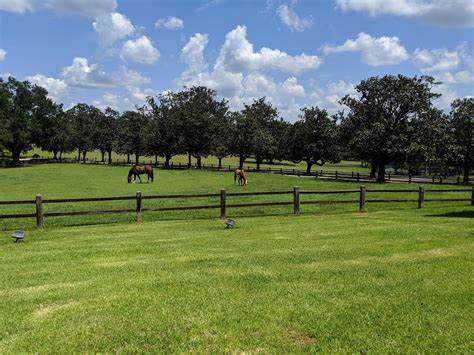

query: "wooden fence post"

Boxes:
[136, 191, 142, 222]
[418, 186, 424, 209]
[220, 188, 226, 219]
[335, 171, 338, 180]
[293, 186, 300, 215]
[471, 186, 474, 206]
[439, 176, 442, 184]
[457, 176, 460, 184]
[359, 185, 366, 212]
[351, 171, 354, 178]
[409, 174, 412, 184]
[36, 194, 43, 229]
[357, 172, 360, 182]
[315, 171, 318, 178]
[432, 176, 435, 183]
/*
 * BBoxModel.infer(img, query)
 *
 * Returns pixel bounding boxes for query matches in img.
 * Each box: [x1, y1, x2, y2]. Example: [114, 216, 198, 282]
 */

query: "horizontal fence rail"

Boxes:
[0, 186, 472, 228]
[8, 156, 473, 186]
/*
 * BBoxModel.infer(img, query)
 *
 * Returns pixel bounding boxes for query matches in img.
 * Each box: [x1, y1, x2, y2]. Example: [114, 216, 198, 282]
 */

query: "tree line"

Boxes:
[0, 75, 472, 183]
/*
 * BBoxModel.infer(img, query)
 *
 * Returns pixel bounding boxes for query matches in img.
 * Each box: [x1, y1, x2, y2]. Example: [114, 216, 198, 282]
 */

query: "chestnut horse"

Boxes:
[128, 165, 154, 183]
[234, 168, 248, 186]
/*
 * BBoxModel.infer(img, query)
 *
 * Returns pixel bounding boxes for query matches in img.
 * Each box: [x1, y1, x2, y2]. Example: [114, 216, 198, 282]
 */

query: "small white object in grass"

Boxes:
[11, 230, 25, 242]
[225, 218, 235, 228]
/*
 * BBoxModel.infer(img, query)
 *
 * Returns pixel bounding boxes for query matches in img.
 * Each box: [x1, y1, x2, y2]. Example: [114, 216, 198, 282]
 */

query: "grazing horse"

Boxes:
[128, 165, 154, 183]
[234, 168, 248, 186]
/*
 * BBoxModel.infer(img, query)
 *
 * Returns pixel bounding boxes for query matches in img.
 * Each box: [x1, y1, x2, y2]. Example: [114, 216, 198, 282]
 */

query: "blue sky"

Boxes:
[0, 0, 473, 120]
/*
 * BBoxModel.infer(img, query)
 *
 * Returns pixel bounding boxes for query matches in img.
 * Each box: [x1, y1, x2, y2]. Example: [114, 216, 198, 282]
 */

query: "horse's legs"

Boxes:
[138, 174, 142, 183]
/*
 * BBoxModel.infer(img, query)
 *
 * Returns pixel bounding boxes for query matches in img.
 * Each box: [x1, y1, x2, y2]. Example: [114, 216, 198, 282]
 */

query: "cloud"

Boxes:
[180, 33, 208, 74]
[121, 36, 160, 64]
[322, 32, 409, 66]
[25, 74, 68, 100]
[335, 0, 474, 27]
[0, 0, 117, 17]
[176, 31, 338, 121]
[0, 48, 6, 61]
[413, 48, 460, 72]
[413, 44, 474, 84]
[93, 12, 135, 46]
[92, 86, 156, 112]
[62, 57, 150, 88]
[277, 1, 312, 32]
[154, 16, 184, 30]
[214, 25, 322, 74]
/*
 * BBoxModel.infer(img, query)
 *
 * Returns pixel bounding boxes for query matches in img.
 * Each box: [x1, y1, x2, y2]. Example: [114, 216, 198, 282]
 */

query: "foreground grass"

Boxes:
[0, 208, 472, 352]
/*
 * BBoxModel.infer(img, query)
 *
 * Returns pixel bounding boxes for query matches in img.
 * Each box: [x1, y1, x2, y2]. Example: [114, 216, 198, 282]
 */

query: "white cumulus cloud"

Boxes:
[277, 1, 312, 32]
[180, 33, 208, 74]
[121, 36, 160, 64]
[335, 0, 474, 27]
[322, 32, 409, 66]
[0, 0, 117, 16]
[0, 48, 6, 61]
[154, 16, 184, 30]
[413, 44, 474, 84]
[25, 74, 68, 100]
[93, 12, 135, 46]
[214, 25, 322, 75]
[62, 57, 150, 88]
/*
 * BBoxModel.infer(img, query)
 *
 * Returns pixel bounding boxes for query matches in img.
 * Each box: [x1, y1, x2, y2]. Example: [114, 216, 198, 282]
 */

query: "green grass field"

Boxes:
[28, 147, 371, 173]
[0, 164, 472, 352]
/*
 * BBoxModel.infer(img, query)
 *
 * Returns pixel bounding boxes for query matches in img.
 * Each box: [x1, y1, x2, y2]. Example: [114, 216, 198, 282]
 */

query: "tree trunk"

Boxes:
[135, 152, 139, 165]
[218, 157, 222, 169]
[11, 148, 20, 164]
[463, 162, 470, 184]
[196, 156, 202, 169]
[77, 148, 81, 162]
[127, 153, 130, 164]
[256, 154, 261, 171]
[377, 162, 385, 182]
[82, 151, 87, 163]
[53, 150, 58, 159]
[369, 162, 377, 178]
[239, 154, 245, 169]
[59, 151, 63, 160]
[155, 154, 158, 165]
[165, 154, 171, 168]
[101, 150, 105, 162]
[108, 149, 112, 164]
[306, 160, 313, 175]
[188, 152, 191, 167]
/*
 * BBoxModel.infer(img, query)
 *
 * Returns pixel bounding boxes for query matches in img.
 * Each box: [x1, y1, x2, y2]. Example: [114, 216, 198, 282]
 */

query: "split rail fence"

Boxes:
[0, 186, 472, 228]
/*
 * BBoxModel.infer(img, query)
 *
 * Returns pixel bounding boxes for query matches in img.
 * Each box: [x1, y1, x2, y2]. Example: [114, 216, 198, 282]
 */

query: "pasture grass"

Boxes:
[0, 163, 472, 231]
[28, 147, 371, 173]
[0, 208, 472, 352]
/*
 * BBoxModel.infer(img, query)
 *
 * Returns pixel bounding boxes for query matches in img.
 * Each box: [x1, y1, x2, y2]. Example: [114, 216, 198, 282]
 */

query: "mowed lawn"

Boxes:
[0, 210, 472, 352]
[0, 164, 472, 352]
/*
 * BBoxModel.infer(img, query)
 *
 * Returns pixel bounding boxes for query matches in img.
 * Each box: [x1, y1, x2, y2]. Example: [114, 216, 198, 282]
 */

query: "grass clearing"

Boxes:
[0, 209, 472, 352]
[0, 163, 472, 351]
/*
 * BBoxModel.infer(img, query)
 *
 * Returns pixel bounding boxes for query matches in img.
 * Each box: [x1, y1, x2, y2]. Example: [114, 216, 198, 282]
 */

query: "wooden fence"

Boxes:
[0, 186, 472, 228]
[13, 157, 473, 185]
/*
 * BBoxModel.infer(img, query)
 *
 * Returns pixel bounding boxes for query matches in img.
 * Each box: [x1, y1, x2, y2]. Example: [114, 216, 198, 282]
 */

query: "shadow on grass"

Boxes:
[427, 210, 474, 218]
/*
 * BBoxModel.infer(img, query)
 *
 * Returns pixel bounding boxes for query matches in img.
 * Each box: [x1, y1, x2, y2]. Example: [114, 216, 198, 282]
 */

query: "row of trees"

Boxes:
[0, 75, 472, 182]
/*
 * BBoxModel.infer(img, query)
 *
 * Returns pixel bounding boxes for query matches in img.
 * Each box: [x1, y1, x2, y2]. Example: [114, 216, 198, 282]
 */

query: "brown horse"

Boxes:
[234, 168, 248, 186]
[128, 165, 154, 183]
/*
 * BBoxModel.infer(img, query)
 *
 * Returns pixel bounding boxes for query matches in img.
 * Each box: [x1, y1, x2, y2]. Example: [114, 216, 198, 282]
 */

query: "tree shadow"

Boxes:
[427, 210, 474, 218]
